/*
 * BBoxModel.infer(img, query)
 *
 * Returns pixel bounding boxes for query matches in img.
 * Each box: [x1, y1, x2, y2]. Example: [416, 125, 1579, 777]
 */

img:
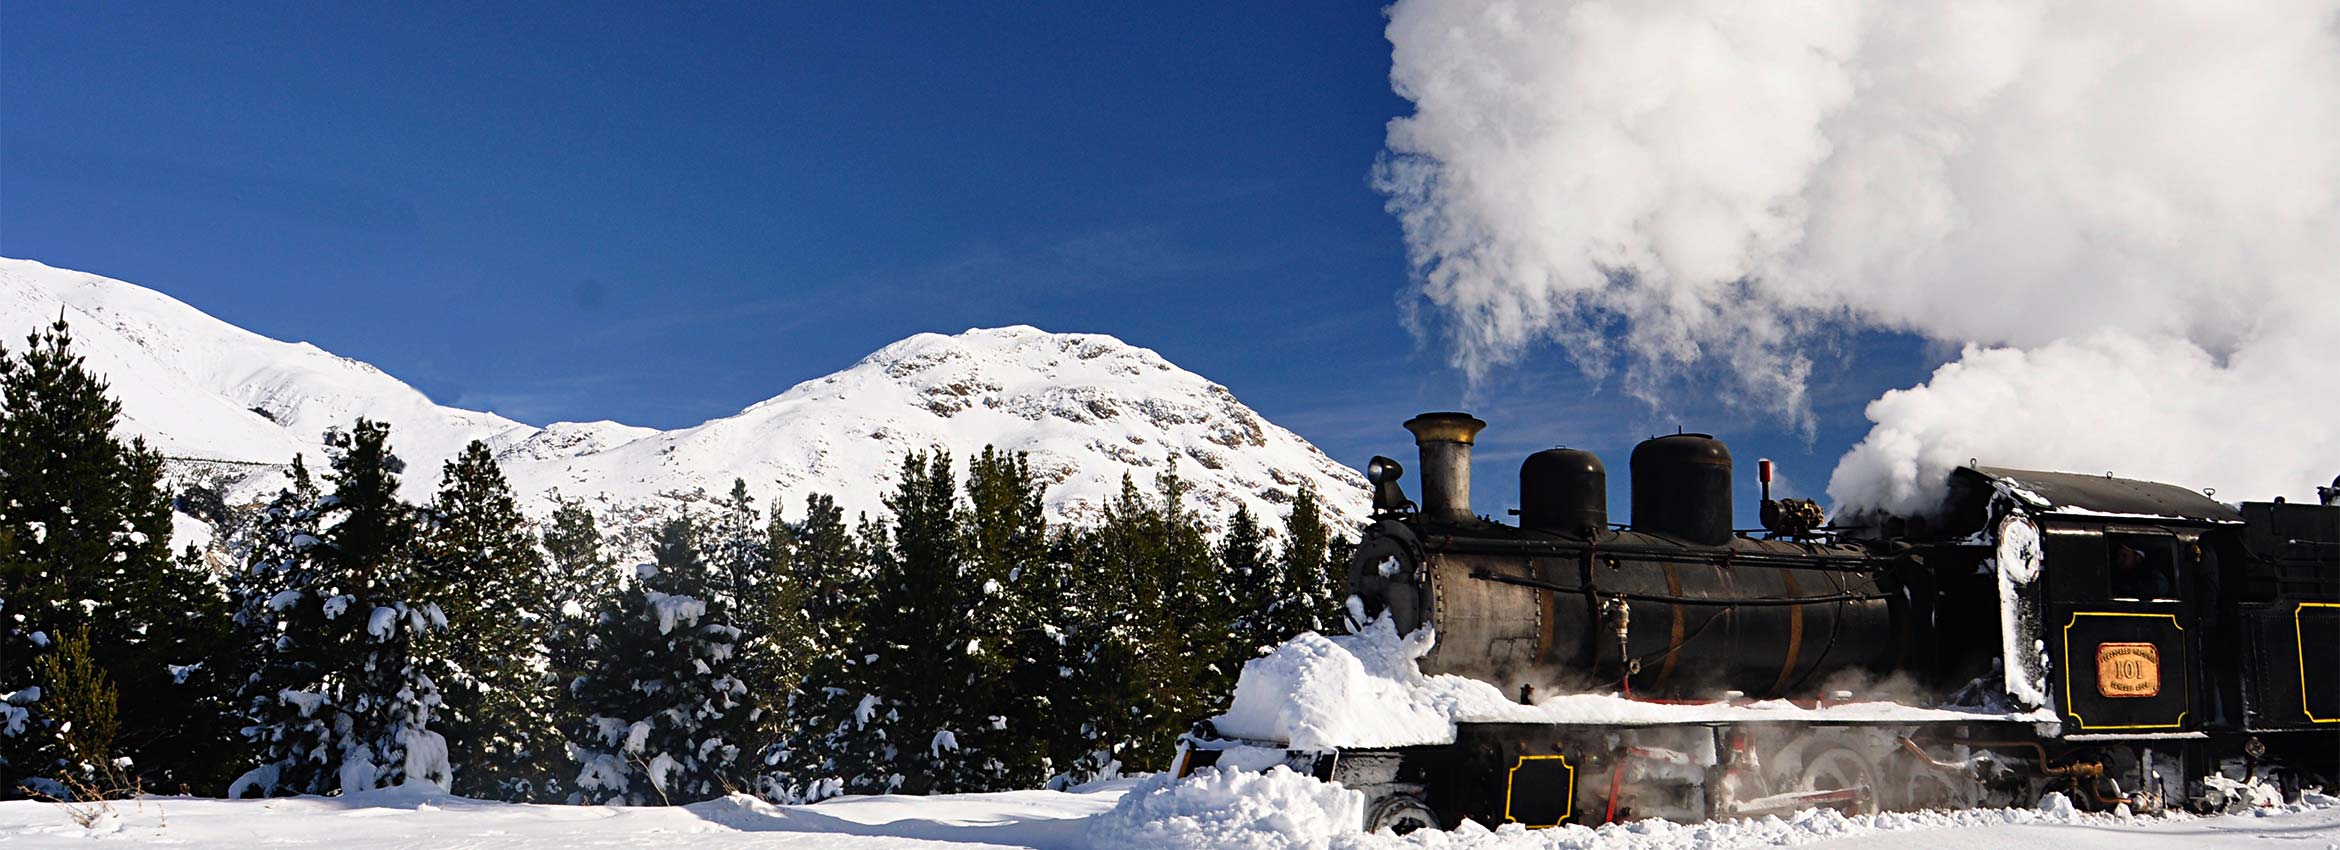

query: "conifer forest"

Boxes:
[0, 320, 1353, 805]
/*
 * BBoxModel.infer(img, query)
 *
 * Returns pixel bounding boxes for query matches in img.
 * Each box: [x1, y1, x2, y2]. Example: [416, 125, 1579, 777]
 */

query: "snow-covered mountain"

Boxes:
[0, 260, 537, 473]
[0, 257, 1369, 542]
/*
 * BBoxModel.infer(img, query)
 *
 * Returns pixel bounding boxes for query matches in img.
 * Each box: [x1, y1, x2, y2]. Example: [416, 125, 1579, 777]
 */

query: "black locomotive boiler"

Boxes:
[1179, 412, 2339, 834]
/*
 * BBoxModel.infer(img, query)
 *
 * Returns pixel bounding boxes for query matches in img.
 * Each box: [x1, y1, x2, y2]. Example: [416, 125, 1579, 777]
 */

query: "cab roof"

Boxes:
[1959, 465, 2242, 524]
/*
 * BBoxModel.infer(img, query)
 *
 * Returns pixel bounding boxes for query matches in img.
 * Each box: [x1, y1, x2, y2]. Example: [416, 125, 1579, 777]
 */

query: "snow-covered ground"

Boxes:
[1346, 795, 2340, 850]
[0, 781, 1131, 850]
[1, 774, 2331, 850]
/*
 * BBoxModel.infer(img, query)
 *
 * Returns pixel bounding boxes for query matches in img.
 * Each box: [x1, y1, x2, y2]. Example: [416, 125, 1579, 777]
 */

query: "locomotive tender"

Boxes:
[1182, 412, 2338, 833]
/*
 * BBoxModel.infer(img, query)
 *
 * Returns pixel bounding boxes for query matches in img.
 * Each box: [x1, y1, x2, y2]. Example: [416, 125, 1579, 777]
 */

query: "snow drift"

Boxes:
[1377, 0, 2340, 515]
[1209, 615, 2047, 751]
[1089, 766, 1366, 850]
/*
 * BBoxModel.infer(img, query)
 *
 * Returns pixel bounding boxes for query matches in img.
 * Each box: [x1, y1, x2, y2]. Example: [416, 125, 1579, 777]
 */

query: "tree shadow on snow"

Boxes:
[685, 793, 1101, 850]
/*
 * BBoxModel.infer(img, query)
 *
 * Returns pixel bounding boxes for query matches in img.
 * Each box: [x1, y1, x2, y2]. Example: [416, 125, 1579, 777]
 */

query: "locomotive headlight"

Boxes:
[1367, 455, 1412, 514]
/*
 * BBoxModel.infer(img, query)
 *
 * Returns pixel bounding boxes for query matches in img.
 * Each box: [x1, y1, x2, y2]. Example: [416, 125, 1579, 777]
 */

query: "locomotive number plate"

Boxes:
[2096, 642, 2160, 698]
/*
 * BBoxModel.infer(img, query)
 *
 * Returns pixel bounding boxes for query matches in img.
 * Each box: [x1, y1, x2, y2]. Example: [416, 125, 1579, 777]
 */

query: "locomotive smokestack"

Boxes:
[1404, 412, 1487, 525]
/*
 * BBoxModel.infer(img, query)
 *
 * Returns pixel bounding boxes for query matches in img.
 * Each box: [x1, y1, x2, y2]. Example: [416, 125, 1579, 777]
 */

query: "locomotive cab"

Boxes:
[1939, 466, 2235, 735]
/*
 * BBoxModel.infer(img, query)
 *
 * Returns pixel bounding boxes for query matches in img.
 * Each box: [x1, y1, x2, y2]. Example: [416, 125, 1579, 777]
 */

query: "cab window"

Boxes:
[2106, 533, 2180, 600]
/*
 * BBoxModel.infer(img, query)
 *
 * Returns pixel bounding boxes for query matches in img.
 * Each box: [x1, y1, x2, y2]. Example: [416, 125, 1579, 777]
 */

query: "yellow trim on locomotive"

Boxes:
[2297, 602, 2339, 724]
[1502, 754, 1575, 829]
[2060, 612, 2188, 731]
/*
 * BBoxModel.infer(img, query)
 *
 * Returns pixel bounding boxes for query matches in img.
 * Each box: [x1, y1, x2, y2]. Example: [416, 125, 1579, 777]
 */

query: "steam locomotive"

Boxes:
[1180, 412, 2338, 833]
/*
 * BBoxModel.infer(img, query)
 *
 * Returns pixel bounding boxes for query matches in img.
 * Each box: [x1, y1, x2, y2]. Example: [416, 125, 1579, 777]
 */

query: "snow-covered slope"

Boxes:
[0, 259, 535, 478]
[0, 257, 1368, 537]
[510, 325, 1368, 529]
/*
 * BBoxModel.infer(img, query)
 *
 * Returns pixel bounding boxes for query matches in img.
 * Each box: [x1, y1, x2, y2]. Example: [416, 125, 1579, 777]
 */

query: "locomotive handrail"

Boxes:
[1468, 569, 1895, 606]
[1434, 535, 1884, 572]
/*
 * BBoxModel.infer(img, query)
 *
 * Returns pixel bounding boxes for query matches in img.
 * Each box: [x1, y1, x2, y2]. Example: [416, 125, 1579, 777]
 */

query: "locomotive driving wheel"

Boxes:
[1798, 747, 1880, 815]
[1365, 794, 1441, 835]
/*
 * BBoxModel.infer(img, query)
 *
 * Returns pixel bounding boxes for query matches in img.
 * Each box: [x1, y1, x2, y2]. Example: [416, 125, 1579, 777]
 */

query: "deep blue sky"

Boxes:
[0, 2, 1946, 519]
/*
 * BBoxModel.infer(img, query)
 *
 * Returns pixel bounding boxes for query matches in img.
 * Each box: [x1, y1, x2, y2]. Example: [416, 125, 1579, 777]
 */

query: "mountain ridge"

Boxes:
[0, 257, 1370, 543]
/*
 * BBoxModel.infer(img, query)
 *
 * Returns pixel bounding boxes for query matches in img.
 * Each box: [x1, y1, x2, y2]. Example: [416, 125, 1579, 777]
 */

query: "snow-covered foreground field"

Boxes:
[2, 773, 2334, 850]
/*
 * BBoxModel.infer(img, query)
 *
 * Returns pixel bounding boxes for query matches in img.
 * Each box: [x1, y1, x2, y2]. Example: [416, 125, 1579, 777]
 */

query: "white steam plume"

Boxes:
[1377, 0, 2340, 514]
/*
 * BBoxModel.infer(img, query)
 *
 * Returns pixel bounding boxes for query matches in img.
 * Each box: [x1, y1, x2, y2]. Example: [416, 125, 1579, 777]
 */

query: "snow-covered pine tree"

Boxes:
[753, 496, 820, 694]
[699, 481, 753, 609]
[416, 441, 562, 801]
[1275, 484, 1349, 638]
[565, 517, 752, 805]
[229, 420, 450, 797]
[770, 452, 996, 798]
[703, 480, 796, 748]
[1215, 505, 1276, 676]
[226, 458, 327, 793]
[541, 498, 615, 738]
[0, 320, 239, 796]
[1039, 515, 1127, 790]
[775, 493, 861, 641]
[761, 495, 891, 803]
[1143, 465, 1226, 757]
[860, 451, 968, 794]
[0, 522, 25, 787]
[948, 447, 1057, 790]
[705, 480, 765, 613]
[1048, 472, 1203, 781]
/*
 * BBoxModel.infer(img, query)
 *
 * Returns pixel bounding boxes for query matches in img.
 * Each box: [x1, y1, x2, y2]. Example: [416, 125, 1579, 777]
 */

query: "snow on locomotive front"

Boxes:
[1346, 412, 1907, 701]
